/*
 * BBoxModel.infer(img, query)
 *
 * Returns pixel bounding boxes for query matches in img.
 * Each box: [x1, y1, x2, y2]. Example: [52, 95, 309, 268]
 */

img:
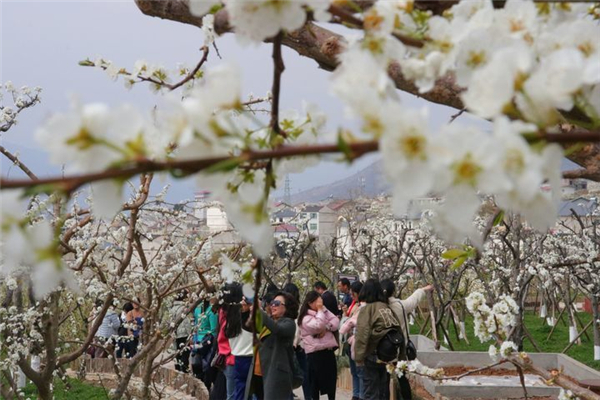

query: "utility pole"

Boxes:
[284, 174, 292, 206]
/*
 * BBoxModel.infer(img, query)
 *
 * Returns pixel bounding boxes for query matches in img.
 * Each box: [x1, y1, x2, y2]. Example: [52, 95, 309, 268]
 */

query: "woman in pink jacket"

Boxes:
[298, 291, 340, 400]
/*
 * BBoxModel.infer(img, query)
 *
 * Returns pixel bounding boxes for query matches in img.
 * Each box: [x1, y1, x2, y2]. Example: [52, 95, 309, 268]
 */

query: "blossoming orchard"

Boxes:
[1, 0, 600, 399]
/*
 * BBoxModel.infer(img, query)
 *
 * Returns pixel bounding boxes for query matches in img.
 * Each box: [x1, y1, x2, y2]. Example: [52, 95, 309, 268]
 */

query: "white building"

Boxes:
[300, 205, 322, 235]
[194, 191, 211, 222]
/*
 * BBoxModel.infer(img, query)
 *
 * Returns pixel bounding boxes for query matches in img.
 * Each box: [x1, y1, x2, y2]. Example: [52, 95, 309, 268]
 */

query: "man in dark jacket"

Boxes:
[314, 281, 340, 317]
[337, 278, 353, 312]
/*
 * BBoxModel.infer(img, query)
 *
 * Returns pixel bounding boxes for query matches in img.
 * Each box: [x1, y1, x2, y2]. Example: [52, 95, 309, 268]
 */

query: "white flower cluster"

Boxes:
[558, 389, 580, 400]
[0, 304, 43, 373]
[0, 191, 77, 299]
[397, 1, 599, 124]
[0, 81, 42, 129]
[466, 291, 519, 342]
[394, 359, 444, 378]
[488, 341, 518, 361]
[330, 0, 598, 244]
[219, 254, 254, 297]
[32, 62, 328, 256]
[189, 0, 331, 44]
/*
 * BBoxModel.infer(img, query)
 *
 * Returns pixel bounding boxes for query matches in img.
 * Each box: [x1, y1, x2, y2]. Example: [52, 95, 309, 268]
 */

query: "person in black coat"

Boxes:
[314, 281, 340, 317]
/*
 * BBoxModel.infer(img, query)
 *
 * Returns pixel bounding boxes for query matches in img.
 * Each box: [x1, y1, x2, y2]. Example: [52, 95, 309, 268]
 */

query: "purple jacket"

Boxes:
[299, 308, 340, 354]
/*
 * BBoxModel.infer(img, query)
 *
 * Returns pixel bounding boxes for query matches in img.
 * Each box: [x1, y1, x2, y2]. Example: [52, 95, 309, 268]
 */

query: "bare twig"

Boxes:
[168, 46, 210, 91]
[82, 46, 209, 92]
[0, 145, 38, 180]
[449, 108, 466, 124]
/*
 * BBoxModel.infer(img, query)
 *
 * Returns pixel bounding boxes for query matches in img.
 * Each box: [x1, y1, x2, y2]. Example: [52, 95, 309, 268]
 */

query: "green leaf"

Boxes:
[204, 157, 242, 174]
[169, 169, 190, 179]
[451, 255, 468, 270]
[492, 210, 505, 226]
[255, 309, 263, 331]
[209, 3, 224, 14]
[23, 184, 63, 197]
[78, 59, 95, 67]
[241, 269, 253, 284]
[337, 130, 353, 162]
[564, 142, 586, 157]
[441, 249, 466, 260]
[463, 246, 476, 258]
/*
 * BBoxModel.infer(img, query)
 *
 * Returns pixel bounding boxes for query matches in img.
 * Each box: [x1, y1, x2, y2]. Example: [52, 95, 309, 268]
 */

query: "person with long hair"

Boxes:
[125, 299, 144, 358]
[381, 279, 434, 400]
[224, 283, 254, 400]
[340, 280, 365, 400]
[217, 284, 237, 400]
[283, 282, 311, 400]
[192, 297, 218, 385]
[250, 291, 299, 400]
[298, 290, 340, 400]
[116, 302, 133, 358]
[354, 279, 401, 400]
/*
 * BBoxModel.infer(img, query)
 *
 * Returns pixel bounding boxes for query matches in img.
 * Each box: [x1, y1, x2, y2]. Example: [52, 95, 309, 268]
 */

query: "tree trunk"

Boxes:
[140, 356, 154, 400]
[513, 287, 529, 350]
[593, 294, 600, 361]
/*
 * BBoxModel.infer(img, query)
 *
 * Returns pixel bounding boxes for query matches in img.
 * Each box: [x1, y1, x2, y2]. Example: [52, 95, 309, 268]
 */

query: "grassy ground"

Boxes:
[410, 311, 600, 371]
[13, 378, 108, 400]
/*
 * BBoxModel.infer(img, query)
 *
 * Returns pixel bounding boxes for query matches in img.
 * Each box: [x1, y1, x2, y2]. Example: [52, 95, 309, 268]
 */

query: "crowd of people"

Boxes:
[89, 298, 145, 359]
[89, 278, 433, 400]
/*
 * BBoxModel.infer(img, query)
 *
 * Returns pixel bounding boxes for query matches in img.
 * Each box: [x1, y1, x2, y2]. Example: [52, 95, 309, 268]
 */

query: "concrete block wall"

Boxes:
[411, 350, 600, 399]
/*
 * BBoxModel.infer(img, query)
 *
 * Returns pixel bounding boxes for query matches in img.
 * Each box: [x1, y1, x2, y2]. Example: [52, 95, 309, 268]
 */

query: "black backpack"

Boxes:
[377, 328, 405, 362]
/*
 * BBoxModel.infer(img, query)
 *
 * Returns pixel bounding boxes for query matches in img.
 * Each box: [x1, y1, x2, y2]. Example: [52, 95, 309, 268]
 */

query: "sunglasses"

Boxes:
[270, 300, 286, 307]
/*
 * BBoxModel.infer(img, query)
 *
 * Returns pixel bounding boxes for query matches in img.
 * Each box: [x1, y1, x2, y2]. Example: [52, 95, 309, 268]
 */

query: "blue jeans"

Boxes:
[225, 364, 235, 400]
[233, 355, 252, 400]
[356, 366, 365, 399]
[348, 349, 364, 399]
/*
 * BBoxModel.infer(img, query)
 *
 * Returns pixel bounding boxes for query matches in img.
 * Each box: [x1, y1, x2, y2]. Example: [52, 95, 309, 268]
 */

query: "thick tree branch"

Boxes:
[1, 129, 598, 191]
[0, 141, 379, 191]
[563, 166, 600, 182]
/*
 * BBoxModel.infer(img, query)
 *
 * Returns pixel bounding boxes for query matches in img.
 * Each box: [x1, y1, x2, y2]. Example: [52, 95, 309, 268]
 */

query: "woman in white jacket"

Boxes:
[224, 283, 254, 400]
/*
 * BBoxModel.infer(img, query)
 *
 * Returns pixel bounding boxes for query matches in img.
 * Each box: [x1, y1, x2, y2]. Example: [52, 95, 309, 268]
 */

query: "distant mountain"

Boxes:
[282, 157, 583, 205]
[288, 160, 388, 204]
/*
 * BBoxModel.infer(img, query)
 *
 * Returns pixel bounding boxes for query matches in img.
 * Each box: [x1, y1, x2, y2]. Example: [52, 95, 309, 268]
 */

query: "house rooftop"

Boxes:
[302, 205, 323, 212]
[559, 197, 598, 217]
[328, 200, 350, 211]
[274, 224, 299, 232]
[274, 208, 297, 218]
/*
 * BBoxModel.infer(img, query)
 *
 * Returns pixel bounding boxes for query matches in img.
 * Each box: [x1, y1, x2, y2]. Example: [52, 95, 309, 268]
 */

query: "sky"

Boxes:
[0, 0, 488, 203]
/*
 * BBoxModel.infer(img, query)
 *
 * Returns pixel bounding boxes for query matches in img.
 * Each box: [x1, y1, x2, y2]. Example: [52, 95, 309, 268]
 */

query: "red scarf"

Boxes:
[348, 299, 357, 316]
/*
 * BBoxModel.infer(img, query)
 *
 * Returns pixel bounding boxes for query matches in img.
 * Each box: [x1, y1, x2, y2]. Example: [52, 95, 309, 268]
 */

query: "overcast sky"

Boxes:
[1, 1, 488, 203]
